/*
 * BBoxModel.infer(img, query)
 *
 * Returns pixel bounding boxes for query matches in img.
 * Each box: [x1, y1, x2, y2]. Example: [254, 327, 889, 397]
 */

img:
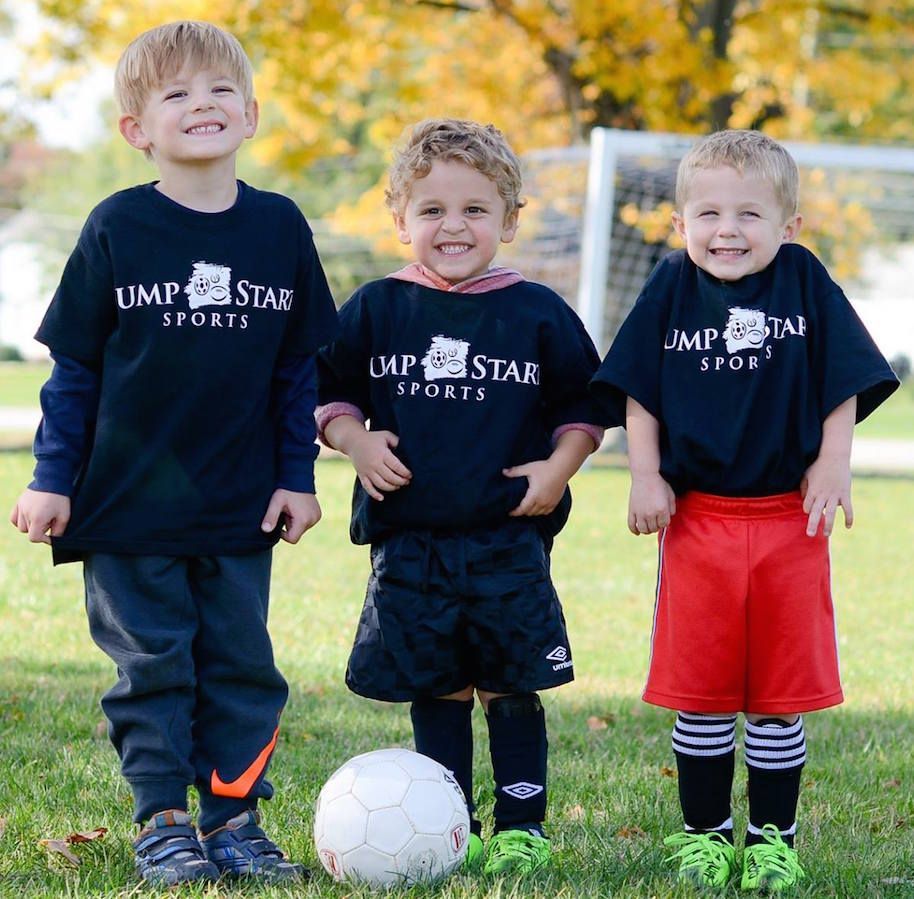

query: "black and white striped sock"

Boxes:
[672, 713, 737, 839]
[744, 717, 806, 848]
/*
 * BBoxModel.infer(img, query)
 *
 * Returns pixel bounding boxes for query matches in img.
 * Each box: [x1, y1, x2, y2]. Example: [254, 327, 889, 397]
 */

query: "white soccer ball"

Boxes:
[313, 748, 470, 887]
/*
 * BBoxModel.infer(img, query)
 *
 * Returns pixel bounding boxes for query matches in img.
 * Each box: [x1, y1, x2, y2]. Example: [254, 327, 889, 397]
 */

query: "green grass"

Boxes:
[855, 377, 914, 440]
[1, 454, 913, 897]
[0, 363, 51, 407]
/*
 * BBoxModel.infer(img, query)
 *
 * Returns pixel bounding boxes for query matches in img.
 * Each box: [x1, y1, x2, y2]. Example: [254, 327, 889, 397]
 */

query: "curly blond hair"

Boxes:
[386, 119, 526, 217]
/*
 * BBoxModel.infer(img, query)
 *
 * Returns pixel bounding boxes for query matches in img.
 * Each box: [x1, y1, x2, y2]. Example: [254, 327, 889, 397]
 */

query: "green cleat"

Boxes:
[663, 830, 736, 887]
[464, 833, 484, 871]
[740, 825, 805, 892]
[483, 828, 551, 875]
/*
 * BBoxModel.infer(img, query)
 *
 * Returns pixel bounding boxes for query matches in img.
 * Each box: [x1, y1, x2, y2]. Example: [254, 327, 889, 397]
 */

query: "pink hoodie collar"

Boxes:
[387, 263, 525, 294]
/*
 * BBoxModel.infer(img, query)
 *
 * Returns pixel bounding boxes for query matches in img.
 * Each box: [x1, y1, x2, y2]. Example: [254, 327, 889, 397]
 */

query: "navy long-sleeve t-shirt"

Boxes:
[33, 181, 339, 561]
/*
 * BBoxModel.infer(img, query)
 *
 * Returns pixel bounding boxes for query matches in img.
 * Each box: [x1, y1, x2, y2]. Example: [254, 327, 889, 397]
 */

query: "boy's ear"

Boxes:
[671, 210, 686, 240]
[500, 211, 519, 244]
[118, 114, 150, 152]
[393, 211, 411, 245]
[781, 213, 802, 242]
[245, 98, 259, 139]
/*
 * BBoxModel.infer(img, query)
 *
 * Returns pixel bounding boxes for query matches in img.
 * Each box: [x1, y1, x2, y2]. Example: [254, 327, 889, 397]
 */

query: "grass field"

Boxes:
[1, 453, 913, 897]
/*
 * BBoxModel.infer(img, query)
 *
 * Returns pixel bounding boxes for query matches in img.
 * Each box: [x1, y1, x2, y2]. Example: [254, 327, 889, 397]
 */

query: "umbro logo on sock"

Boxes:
[545, 646, 573, 670]
[502, 781, 544, 799]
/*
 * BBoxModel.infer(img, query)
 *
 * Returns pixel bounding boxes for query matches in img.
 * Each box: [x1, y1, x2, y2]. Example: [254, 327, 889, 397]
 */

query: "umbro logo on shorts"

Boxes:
[502, 781, 544, 800]
[546, 645, 573, 670]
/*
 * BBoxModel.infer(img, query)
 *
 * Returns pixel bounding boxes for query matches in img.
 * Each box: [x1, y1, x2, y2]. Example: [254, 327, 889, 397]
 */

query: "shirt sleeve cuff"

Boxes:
[315, 402, 366, 447]
[29, 458, 78, 497]
[551, 422, 605, 453]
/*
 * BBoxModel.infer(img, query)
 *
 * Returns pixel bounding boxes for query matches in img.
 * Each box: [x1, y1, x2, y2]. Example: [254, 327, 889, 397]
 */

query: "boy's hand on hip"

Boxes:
[9, 489, 70, 544]
[628, 473, 676, 535]
[801, 454, 853, 537]
[349, 430, 412, 501]
[261, 489, 321, 544]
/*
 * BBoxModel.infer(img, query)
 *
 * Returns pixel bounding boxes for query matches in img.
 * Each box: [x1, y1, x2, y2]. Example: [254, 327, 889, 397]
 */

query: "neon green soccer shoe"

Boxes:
[463, 833, 484, 871]
[663, 830, 736, 887]
[483, 828, 551, 875]
[740, 825, 805, 892]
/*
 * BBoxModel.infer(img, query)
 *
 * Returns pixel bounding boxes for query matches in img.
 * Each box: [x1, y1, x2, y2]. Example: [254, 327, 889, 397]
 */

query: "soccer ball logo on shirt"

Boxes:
[723, 306, 769, 354]
[185, 262, 233, 309]
[421, 335, 469, 380]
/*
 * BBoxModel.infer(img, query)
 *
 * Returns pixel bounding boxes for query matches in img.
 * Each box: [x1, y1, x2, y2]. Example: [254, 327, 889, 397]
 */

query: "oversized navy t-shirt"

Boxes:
[35, 181, 339, 560]
[590, 244, 898, 496]
[317, 278, 605, 544]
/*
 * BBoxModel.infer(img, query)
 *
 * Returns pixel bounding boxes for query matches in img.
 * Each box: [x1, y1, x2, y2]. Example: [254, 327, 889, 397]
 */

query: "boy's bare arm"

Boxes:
[801, 395, 856, 537]
[626, 396, 676, 535]
[9, 489, 71, 544]
[505, 428, 595, 517]
[323, 414, 412, 502]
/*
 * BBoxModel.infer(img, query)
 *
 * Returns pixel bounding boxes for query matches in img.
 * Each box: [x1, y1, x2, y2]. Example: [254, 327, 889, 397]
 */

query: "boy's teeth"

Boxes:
[188, 124, 221, 134]
[440, 245, 470, 255]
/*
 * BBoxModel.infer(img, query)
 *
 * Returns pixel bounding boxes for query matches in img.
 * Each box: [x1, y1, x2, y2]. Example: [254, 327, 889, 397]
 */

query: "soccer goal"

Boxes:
[572, 128, 914, 355]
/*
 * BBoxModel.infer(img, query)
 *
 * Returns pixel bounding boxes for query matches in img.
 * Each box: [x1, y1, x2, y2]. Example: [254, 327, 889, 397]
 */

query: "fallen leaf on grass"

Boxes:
[587, 715, 610, 731]
[568, 805, 586, 820]
[883, 778, 901, 788]
[660, 766, 677, 778]
[616, 825, 647, 840]
[39, 827, 108, 867]
[39, 839, 81, 866]
[67, 828, 107, 843]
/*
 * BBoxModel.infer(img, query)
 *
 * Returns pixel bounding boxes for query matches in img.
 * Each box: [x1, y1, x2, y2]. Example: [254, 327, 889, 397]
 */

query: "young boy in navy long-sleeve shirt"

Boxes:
[10, 21, 338, 887]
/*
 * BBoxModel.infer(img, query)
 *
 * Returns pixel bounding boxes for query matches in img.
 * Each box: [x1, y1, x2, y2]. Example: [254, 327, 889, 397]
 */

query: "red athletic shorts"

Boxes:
[643, 491, 843, 715]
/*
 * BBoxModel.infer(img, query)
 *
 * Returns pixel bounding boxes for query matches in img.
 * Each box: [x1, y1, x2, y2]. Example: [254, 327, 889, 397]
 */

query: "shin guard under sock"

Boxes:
[672, 713, 737, 841]
[744, 717, 806, 848]
[486, 693, 547, 834]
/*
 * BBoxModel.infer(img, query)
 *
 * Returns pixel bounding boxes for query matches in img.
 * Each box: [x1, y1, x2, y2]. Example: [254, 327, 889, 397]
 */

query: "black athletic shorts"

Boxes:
[345, 520, 574, 701]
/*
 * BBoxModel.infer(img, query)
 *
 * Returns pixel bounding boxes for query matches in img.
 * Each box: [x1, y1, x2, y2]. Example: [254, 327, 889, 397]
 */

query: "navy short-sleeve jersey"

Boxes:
[317, 278, 605, 544]
[590, 244, 898, 496]
[35, 182, 339, 559]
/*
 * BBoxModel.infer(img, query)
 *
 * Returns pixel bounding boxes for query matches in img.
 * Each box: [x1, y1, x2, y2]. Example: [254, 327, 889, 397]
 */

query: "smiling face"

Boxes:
[672, 165, 802, 281]
[393, 159, 518, 284]
[118, 65, 258, 169]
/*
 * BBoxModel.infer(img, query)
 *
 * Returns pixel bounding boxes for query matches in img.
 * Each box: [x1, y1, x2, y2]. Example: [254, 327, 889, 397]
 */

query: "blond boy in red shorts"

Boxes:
[591, 130, 898, 891]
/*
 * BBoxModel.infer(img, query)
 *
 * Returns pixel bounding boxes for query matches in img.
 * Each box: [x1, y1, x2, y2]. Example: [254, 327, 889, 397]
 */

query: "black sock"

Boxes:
[744, 718, 805, 848]
[486, 693, 547, 835]
[672, 713, 737, 842]
[410, 697, 478, 833]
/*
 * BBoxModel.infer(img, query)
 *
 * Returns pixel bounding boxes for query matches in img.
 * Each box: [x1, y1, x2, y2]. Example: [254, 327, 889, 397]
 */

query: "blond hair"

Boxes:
[385, 119, 526, 217]
[114, 21, 254, 116]
[676, 130, 800, 219]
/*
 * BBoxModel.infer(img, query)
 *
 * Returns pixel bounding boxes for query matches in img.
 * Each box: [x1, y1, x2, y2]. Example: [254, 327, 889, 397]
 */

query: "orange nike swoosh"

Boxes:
[210, 726, 279, 798]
